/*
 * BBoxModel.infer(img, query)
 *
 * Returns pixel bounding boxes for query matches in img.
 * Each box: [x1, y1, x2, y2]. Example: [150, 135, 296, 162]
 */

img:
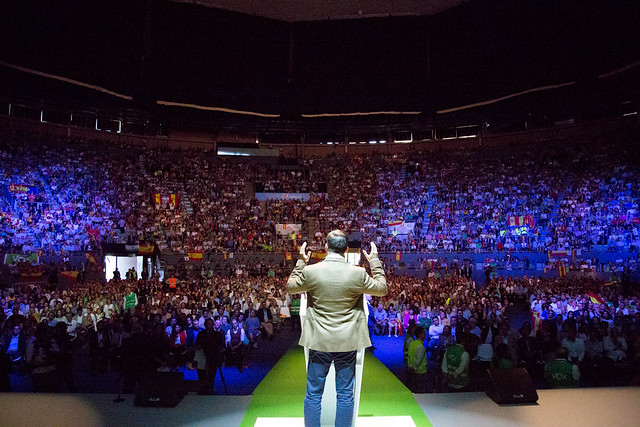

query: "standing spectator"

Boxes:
[442, 334, 470, 392]
[123, 287, 138, 312]
[407, 327, 427, 392]
[195, 318, 225, 395]
[225, 318, 247, 372]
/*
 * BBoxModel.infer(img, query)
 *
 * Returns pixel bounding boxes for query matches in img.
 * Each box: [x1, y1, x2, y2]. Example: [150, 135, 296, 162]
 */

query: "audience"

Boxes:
[0, 132, 639, 396]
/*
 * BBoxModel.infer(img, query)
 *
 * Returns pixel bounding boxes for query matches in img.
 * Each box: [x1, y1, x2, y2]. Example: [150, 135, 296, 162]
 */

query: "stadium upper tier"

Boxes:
[1, 131, 638, 256]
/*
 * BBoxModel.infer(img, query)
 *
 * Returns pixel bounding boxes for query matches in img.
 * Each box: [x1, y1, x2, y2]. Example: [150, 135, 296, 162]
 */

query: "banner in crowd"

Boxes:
[500, 226, 530, 236]
[548, 250, 571, 259]
[3, 183, 39, 207]
[387, 221, 415, 236]
[255, 193, 326, 201]
[508, 215, 535, 227]
[394, 252, 402, 261]
[4, 253, 39, 265]
[85, 253, 98, 264]
[154, 193, 178, 207]
[276, 223, 302, 236]
[187, 251, 203, 261]
[7, 183, 39, 195]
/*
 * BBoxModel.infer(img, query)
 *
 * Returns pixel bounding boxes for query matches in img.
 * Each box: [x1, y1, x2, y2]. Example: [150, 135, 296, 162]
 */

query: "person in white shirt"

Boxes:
[603, 327, 627, 361]
[561, 327, 585, 363]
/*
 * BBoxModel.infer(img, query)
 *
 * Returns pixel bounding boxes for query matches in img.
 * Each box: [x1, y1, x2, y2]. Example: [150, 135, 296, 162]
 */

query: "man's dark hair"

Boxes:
[326, 230, 348, 253]
[414, 326, 425, 338]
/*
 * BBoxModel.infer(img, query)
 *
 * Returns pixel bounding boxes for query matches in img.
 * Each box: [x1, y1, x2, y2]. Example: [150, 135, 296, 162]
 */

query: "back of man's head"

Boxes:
[555, 345, 569, 360]
[326, 230, 348, 254]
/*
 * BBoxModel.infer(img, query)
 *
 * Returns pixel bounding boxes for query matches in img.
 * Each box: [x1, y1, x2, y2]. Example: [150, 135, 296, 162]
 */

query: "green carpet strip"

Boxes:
[240, 346, 432, 427]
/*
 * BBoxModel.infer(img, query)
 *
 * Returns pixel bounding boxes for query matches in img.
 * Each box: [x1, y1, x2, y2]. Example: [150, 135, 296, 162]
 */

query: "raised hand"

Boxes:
[299, 241, 311, 264]
[363, 242, 378, 262]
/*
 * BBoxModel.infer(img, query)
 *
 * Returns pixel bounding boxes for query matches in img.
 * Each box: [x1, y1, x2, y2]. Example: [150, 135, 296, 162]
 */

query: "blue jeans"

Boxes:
[304, 350, 356, 427]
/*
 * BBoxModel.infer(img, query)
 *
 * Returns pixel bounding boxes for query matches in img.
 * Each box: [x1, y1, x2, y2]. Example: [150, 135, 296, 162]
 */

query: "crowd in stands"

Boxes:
[371, 271, 640, 392]
[1, 134, 639, 257]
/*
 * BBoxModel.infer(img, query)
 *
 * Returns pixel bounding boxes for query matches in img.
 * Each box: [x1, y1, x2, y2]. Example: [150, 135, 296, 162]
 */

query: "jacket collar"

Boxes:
[324, 252, 347, 263]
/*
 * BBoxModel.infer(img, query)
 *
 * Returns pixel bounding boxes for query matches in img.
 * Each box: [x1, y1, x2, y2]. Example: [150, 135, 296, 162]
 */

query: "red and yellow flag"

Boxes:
[154, 193, 161, 205]
[588, 292, 604, 305]
[311, 251, 326, 262]
[394, 251, 402, 261]
[558, 262, 566, 278]
[138, 244, 154, 255]
[187, 251, 203, 261]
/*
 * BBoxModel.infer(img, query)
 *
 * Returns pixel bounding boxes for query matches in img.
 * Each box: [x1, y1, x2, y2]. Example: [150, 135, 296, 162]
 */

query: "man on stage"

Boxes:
[287, 230, 387, 427]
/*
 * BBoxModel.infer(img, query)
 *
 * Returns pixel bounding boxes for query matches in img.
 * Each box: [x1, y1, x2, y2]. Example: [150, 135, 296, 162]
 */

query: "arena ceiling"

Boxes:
[169, 0, 471, 22]
[0, 0, 639, 126]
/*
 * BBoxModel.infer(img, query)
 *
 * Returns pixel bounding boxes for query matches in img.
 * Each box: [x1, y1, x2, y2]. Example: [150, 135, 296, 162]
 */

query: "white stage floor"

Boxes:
[414, 387, 640, 427]
[0, 393, 251, 427]
[2, 387, 639, 427]
[255, 416, 416, 427]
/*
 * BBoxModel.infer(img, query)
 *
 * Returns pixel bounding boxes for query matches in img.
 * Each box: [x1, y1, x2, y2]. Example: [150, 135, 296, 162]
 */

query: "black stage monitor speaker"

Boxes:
[486, 368, 538, 405]
[134, 371, 186, 408]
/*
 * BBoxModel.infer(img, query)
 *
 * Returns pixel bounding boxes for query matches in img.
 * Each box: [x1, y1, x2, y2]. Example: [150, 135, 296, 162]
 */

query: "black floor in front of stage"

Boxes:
[9, 326, 300, 395]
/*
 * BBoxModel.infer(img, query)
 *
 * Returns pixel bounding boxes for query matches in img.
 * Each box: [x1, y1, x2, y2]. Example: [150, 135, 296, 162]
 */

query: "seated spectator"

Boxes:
[494, 343, 513, 369]
[374, 303, 388, 335]
[245, 309, 260, 348]
[603, 327, 628, 361]
[545, 346, 580, 388]
[387, 304, 400, 337]
[561, 326, 585, 364]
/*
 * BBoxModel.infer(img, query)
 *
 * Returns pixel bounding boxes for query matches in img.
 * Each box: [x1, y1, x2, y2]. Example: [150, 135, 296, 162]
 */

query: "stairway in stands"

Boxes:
[421, 184, 437, 232]
[138, 154, 147, 176]
[538, 193, 564, 244]
[180, 186, 193, 215]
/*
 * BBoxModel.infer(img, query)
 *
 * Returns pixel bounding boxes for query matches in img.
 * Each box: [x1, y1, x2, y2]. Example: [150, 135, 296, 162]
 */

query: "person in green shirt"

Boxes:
[442, 333, 470, 391]
[407, 327, 428, 393]
[416, 308, 431, 331]
[545, 346, 580, 388]
[123, 287, 138, 312]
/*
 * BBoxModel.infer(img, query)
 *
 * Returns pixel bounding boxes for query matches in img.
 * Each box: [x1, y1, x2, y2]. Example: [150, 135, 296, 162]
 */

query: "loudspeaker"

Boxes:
[485, 368, 538, 405]
[134, 371, 186, 407]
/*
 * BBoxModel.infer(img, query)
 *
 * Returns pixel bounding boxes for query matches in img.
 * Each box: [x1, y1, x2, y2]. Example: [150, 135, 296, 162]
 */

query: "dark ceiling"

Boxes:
[0, 0, 638, 120]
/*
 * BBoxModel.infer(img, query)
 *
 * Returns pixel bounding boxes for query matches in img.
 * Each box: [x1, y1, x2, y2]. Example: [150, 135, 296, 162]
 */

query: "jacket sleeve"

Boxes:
[362, 258, 387, 296]
[287, 260, 309, 294]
